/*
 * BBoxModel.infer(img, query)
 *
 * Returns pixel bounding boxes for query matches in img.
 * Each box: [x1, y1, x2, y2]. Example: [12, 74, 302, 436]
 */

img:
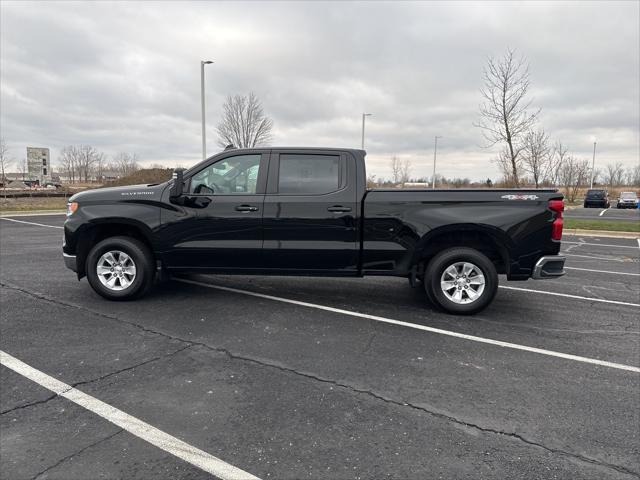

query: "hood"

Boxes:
[69, 183, 168, 203]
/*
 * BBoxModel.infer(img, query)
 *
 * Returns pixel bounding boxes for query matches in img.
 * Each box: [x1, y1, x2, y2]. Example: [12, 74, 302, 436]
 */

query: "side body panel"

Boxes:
[157, 150, 269, 270]
[361, 189, 563, 278]
[261, 149, 360, 275]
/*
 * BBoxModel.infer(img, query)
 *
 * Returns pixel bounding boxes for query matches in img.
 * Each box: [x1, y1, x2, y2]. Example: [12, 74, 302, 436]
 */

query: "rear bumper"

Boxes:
[532, 255, 565, 279]
[63, 253, 77, 272]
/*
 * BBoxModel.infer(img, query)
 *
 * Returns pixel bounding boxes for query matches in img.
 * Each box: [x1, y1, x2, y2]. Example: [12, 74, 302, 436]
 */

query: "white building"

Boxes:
[26, 147, 51, 184]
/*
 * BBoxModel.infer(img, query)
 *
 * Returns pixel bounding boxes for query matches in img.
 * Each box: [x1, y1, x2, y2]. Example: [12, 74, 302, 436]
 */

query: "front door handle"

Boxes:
[327, 205, 352, 213]
[235, 204, 259, 212]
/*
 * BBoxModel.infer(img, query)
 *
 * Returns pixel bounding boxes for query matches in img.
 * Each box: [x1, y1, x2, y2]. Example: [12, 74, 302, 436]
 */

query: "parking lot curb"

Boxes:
[565, 228, 639, 239]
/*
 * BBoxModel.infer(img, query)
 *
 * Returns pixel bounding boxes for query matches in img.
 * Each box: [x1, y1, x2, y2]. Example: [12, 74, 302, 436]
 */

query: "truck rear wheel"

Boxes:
[86, 236, 154, 300]
[424, 247, 498, 315]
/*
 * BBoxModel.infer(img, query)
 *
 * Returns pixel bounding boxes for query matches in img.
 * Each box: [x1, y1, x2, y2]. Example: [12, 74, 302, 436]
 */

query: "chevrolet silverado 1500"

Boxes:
[63, 147, 565, 314]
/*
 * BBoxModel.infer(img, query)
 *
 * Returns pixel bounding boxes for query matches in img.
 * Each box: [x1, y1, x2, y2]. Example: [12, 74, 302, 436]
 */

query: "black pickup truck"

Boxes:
[63, 147, 565, 314]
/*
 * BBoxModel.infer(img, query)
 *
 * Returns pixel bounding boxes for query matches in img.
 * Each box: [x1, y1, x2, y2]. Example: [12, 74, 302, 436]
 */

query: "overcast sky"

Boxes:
[1, 1, 638, 180]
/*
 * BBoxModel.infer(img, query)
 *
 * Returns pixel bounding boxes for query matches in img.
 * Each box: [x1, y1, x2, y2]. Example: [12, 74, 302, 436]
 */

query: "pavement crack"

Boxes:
[2, 282, 638, 477]
[0, 393, 59, 415]
[203, 346, 640, 477]
[71, 343, 194, 390]
[1, 345, 192, 416]
[31, 429, 124, 480]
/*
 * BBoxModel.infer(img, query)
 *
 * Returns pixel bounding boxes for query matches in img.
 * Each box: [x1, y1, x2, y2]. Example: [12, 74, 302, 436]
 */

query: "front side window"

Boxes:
[278, 154, 342, 195]
[190, 154, 261, 194]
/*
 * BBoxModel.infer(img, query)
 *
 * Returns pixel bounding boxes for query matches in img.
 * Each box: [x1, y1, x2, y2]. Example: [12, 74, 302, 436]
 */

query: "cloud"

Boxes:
[1, 1, 638, 181]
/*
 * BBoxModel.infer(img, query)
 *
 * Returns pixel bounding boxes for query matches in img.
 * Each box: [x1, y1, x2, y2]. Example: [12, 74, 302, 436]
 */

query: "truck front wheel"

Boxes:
[86, 236, 154, 300]
[424, 247, 498, 315]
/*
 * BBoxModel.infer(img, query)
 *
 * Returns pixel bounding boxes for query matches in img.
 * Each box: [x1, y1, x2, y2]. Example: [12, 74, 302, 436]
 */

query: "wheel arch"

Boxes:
[414, 224, 512, 275]
[75, 219, 155, 279]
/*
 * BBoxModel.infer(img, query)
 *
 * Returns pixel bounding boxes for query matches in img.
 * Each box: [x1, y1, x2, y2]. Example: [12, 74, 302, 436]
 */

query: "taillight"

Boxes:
[549, 200, 564, 241]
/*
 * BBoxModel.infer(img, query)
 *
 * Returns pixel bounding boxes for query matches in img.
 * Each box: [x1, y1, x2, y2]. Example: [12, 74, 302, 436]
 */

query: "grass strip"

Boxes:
[564, 218, 640, 233]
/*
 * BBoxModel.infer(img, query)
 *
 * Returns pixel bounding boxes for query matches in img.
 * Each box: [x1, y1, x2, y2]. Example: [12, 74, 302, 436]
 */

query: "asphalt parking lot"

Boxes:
[1, 214, 639, 479]
[565, 206, 640, 222]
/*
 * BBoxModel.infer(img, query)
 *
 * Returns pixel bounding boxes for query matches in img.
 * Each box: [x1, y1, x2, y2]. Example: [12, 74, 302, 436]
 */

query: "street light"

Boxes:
[361, 113, 372, 150]
[590, 141, 597, 188]
[432, 136, 442, 189]
[201, 60, 214, 160]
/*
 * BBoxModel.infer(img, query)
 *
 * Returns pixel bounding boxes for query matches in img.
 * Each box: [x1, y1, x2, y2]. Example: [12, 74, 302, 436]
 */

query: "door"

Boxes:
[163, 152, 268, 270]
[262, 150, 359, 273]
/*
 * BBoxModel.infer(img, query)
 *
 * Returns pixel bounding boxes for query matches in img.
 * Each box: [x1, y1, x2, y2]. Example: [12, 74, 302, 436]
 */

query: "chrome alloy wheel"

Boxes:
[440, 261, 485, 304]
[96, 250, 137, 291]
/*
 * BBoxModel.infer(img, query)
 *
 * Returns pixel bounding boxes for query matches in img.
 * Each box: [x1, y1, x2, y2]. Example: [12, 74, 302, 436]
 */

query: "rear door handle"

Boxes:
[327, 205, 352, 213]
[235, 205, 259, 212]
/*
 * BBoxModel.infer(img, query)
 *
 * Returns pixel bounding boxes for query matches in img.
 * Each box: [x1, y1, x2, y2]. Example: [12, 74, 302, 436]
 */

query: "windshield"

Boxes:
[620, 192, 637, 199]
[586, 190, 605, 198]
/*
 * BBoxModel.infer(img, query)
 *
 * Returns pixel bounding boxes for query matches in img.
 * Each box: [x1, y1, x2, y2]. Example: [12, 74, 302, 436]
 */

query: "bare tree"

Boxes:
[521, 129, 551, 188]
[494, 147, 518, 186]
[390, 156, 402, 184]
[545, 140, 568, 187]
[390, 156, 412, 184]
[60, 145, 79, 183]
[79, 145, 103, 182]
[58, 145, 105, 183]
[0, 138, 12, 185]
[476, 49, 540, 187]
[626, 164, 640, 186]
[603, 162, 625, 188]
[558, 157, 590, 202]
[112, 152, 140, 177]
[216, 92, 273, 148]
[399, 158, 412, 184]
[16, 158, 28, 180]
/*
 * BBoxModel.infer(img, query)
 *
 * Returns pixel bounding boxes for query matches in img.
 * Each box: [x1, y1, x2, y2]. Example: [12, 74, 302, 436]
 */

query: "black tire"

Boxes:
[424, 247, 498, 315]
[86, 236, 155, 300]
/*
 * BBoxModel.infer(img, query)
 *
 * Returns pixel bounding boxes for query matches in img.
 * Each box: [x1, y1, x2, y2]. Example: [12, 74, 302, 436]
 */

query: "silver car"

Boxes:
[616, 191, 639, 209]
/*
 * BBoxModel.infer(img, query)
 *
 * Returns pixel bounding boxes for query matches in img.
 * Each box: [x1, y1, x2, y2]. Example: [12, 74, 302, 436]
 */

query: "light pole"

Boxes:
[201, 60, 214, 160]
[590, 141, 597, 188]
[361, 113, 372, 150]
[432, 136, 442, 189]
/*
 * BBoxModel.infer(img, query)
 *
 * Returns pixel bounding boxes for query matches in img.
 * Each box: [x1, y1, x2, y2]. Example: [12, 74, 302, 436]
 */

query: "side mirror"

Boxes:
[169, 168, 186, 199]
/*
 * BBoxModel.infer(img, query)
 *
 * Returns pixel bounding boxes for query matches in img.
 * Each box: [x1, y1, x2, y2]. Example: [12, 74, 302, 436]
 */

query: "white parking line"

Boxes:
[177, 279, 640, 373]
[0, 211, 66, 217]
[0, 217, 63, 229]
[599, 208, 608, 216]
[565, 266, 640, 277]
[562, 253, 625, 262]
[0, 350, 261, 480]
[498, 285, 639, 307]
[563, 240, 640, 250]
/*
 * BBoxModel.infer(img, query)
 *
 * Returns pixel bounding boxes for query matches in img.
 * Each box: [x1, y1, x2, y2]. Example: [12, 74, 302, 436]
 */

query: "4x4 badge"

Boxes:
[501, 194, 539, 200]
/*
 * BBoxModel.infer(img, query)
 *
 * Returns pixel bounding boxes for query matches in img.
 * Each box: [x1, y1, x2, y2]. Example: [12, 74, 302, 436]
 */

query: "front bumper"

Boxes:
[532, 255, 565, 279]
[63, 253, 77, 272]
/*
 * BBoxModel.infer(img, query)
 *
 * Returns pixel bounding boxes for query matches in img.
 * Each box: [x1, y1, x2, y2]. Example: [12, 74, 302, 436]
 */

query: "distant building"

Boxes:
[27, 147, 51, 184]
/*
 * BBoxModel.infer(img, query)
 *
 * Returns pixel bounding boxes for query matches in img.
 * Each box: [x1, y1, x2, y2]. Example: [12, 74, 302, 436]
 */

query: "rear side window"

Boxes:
[278, 154, 344, 195]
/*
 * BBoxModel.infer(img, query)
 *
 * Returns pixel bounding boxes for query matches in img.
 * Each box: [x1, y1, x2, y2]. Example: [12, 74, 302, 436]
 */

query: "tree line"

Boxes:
[475, 48, 640, 200]
[58, 147, 140, 183]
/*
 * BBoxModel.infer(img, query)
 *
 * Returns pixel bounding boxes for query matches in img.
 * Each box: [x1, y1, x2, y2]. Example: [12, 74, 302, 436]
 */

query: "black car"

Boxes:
[583, 189, 610, 208]
[62, 147, 565, 315]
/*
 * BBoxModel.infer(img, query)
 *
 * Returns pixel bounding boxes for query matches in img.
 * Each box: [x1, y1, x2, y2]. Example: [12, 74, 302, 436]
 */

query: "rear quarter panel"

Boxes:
[362, 189, 563, 277]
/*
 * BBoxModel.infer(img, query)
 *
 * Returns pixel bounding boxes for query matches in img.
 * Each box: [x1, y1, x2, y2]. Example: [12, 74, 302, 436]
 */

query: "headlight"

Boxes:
[67, 202, 79, 216]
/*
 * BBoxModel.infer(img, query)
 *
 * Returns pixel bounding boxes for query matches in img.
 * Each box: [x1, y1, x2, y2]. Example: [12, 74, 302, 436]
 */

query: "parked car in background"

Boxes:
[616, 191, 639, 209]
[583, 189, 610, 208]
